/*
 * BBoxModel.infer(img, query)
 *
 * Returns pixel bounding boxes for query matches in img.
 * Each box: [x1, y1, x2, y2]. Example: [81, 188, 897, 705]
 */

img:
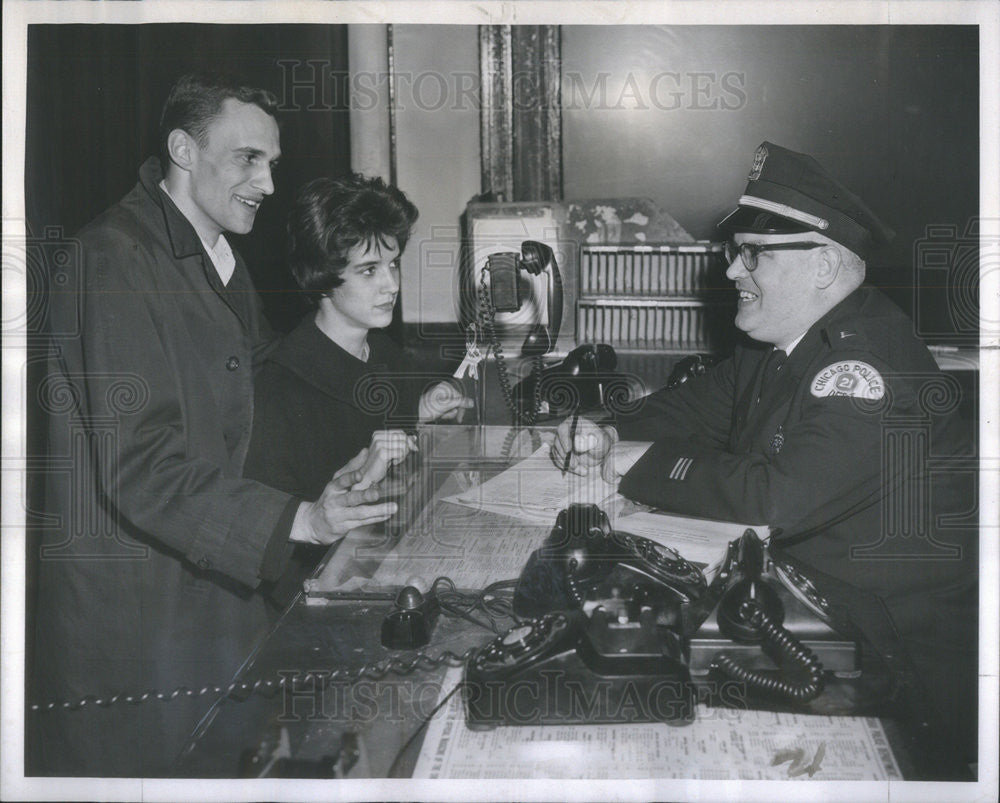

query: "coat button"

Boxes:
[226, 356, 240, 371]
[197, 558, 212, 570]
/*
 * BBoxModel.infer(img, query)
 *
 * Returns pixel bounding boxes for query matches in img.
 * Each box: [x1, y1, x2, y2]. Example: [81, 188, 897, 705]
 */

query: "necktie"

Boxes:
[755, 348, 787, 405]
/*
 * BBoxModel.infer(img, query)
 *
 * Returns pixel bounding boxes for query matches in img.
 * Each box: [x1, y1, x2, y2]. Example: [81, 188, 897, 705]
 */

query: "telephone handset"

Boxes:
[478, 241, 563, 424]
[513, 504, 708, 633]
[704, 530, 826, 703]
[464, 505, 702, 729]
[482, 240, 563, 356]
[511, 343, 621, 419]
[465, 506, 847, 730]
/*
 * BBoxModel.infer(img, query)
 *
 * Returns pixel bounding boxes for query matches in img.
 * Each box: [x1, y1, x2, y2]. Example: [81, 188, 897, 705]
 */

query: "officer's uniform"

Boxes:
[615, 143, 978, 766]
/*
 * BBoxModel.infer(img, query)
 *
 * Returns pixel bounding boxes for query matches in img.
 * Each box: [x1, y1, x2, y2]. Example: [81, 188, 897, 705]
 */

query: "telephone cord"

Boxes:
[431, 576, 521, 634]
[30, 646, 479, 714]
[479, 270, 544, 425]
[709, 604, 825, 703]
[386, 678, 464, 778]
[499, 425, 542, 463]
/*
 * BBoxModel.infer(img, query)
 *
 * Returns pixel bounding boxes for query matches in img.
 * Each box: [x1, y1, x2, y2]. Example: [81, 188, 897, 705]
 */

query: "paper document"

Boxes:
[414, 668, 902, 780]
[615, 511, 770, 566]
[609, 440, 652, 476]
[442, 443, 618, 525]
[366, 507, 549, 591]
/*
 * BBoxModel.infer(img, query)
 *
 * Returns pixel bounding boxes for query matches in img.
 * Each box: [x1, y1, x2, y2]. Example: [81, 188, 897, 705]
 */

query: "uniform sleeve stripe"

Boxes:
[669, 457, 693, 480]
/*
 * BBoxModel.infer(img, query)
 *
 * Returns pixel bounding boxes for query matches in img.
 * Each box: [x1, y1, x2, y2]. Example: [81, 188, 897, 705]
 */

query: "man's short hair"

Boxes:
[287, 174, 419, 302]
[159, 72, 279, 167]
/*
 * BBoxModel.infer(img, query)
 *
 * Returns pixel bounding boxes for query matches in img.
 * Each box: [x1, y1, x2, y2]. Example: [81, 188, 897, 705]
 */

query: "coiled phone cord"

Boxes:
[30, 647, 479, 714]
[709, 601, 826, 703]
[479, 270, 544, 426]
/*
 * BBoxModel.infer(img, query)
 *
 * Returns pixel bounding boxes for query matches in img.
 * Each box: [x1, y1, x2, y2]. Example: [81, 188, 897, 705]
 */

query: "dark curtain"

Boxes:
[24, 23, 352, 717]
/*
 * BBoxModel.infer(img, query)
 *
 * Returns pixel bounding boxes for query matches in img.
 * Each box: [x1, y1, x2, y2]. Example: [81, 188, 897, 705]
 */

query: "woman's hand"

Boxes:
[336, 430, 418, 491]
[419, 381, 474, 423]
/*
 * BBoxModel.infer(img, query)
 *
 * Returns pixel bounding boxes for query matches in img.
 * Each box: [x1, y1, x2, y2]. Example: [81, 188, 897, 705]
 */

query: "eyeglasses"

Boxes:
[724, 241, 826, 271]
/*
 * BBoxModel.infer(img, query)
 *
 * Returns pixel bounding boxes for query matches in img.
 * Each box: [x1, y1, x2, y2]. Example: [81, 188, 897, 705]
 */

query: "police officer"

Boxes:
[552, 142, 978, 768]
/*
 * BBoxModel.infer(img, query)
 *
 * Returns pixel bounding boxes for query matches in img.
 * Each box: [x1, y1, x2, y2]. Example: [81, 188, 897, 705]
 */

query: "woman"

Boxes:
[244, 174, 470, 605]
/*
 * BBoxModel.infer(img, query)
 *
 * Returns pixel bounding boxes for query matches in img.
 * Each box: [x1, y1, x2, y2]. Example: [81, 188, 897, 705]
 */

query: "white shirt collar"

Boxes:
[777, 332, 807, 355]
[158, 180, 235, 285]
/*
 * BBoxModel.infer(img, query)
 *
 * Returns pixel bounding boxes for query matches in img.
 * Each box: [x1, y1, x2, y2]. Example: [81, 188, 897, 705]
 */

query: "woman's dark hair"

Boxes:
[288, 174, 419, 302]
[159, 72, 279, 167]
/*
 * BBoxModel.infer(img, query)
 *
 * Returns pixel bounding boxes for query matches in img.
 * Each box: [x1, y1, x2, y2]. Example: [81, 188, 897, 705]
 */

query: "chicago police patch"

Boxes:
[810, 360, 885, 399]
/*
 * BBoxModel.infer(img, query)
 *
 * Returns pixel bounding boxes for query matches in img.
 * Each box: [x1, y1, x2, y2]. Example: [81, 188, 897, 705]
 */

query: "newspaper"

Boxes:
[413, 667, 902, 781]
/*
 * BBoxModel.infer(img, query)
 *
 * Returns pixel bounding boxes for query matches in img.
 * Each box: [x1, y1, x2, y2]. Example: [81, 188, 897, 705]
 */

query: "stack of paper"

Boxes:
[442, 443, 619, 525]
[615, 511, 769, 567]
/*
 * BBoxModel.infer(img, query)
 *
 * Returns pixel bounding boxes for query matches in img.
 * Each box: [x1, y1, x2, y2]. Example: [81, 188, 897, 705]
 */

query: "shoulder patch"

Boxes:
[810, 360, 885, 400]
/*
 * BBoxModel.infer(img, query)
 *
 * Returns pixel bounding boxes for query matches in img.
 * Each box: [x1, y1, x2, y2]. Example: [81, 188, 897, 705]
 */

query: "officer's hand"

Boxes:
[290, 477, 397, 545]
[550, 417, 618, 477]
[347, 430, 418, 491]
[418, 381, 475, 423]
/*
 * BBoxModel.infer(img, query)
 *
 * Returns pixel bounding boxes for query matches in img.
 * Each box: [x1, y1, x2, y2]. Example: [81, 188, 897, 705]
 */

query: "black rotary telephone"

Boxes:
[478, 241, 563, 424]
[464, 505, 705, 728]
[699, 530, 826, 703]
[512, 504, 709, 632]
[511, 343, 622, 420]
[464, 505, 853, 729]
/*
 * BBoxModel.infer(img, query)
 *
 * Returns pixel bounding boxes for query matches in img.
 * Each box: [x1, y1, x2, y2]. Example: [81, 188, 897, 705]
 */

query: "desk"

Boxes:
[173, 425, 968, 781]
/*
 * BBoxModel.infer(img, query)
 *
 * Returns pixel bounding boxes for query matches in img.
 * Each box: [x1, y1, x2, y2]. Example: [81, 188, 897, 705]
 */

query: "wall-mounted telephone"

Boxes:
[464, 505, 858, 729]
[477, 241, 563, 424]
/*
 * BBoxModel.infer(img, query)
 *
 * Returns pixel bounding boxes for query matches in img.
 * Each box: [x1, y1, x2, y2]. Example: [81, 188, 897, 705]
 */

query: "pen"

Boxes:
[562, 407, 580, 475]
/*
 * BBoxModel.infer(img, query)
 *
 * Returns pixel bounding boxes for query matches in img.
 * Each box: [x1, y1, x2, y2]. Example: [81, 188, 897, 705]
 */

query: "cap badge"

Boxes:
[748, 144, 768, 181]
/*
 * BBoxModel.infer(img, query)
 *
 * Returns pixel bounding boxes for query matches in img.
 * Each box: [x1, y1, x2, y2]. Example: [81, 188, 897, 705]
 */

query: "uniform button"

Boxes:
[226, 356, 240, 371]
[197, 558, 212, 570]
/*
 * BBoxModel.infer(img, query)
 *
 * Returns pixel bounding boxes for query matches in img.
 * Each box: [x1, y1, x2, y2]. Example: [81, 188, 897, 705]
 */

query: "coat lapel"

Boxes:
[138, 157, 253, 330]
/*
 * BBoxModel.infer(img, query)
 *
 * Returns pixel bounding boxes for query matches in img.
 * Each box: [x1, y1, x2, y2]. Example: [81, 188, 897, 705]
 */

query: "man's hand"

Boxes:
[550, 416, 619, 481]
[419, 381, 474, 423]
[290, 470, 397, 545]
[338, 430, 418, 491]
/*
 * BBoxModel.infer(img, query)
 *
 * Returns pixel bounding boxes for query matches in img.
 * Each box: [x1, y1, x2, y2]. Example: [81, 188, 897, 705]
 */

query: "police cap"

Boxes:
[718, 142, 894, 260]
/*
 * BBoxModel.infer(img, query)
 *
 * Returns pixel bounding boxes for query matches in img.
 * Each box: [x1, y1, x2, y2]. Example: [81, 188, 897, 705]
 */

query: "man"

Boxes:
[30, 73, 401, 777]
[553, 142, 978, 766]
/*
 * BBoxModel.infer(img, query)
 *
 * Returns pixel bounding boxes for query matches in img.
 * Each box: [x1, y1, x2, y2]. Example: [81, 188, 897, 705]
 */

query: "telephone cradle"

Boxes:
[463, 504, 859, 729]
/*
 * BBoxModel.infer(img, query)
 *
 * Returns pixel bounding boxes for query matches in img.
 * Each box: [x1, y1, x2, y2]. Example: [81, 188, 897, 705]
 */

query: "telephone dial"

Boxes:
[464, 505, 858, 729]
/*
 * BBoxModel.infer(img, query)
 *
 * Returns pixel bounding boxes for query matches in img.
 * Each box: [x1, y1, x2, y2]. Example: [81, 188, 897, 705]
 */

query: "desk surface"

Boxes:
[173, 425, 969, 782]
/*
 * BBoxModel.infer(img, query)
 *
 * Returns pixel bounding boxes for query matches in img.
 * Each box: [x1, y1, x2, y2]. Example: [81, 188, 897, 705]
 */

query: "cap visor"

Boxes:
[717, 206, 812, 235]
